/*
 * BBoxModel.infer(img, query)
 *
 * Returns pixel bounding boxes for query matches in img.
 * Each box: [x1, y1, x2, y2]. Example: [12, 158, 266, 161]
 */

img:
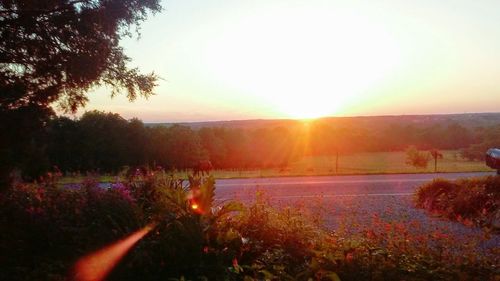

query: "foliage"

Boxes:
[0, 0, 161, 188]
[228, 192, 328, 280]
[0, 0, 160, 112]
[6, 111, 500, 181]
[405, 146, 431, 169]
[0, 176, 142, 281]
[108, 172, 246, 280]
[415, 176, 500, 230]
[1, 171, 499, 280]
[229, 192, 499, 281]
[0, 171, 245, 281]
[461, 125, 500, 161]
[0, 105, 53, 185]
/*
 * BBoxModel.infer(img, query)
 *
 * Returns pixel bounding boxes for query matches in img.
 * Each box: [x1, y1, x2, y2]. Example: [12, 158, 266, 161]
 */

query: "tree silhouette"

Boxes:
[0, 0, 161, 187]
[405, 145, 430, 170]
[429, 149, 443, 172]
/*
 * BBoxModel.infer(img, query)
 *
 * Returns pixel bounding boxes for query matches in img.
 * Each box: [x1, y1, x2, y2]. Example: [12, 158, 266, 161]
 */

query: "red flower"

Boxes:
[346, 252, 354, 263]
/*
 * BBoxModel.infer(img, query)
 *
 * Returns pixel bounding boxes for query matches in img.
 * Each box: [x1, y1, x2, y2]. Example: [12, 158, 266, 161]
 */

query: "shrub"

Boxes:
[0, 178, 142, 281]
[415, 176, 500, 229]
[405, 146, 431, 169]
[1, 172, 499, 281]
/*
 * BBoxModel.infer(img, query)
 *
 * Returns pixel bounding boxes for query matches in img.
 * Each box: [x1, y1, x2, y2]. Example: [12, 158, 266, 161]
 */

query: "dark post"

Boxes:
[335, 151, 339, 174]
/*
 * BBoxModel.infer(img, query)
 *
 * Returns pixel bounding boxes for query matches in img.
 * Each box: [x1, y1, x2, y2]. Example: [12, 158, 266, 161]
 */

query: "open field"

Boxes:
[57, 175, 119, 185]
[58, 150, 494, 184]
[191, 150, 494, 179]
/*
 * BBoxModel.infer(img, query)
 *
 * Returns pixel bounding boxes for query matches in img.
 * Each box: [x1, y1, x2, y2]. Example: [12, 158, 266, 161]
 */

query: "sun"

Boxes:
[274, 93, 346, 119]
[202, 6, 401, 119]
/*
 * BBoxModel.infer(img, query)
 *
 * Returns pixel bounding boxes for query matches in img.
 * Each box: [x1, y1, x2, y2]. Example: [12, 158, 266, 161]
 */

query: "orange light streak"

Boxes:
[72, 224, 155, 281]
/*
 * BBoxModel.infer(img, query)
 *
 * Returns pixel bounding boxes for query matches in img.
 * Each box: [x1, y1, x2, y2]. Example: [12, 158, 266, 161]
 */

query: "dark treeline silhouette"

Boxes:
[16, 111, 498, 179]
[0, 0, 161, 188]
[461, 125, 500, 161]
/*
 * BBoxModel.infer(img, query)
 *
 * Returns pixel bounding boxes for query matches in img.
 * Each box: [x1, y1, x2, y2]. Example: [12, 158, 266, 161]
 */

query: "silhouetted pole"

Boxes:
[429, 149, 442, 173]
[336, 151, 339, 174]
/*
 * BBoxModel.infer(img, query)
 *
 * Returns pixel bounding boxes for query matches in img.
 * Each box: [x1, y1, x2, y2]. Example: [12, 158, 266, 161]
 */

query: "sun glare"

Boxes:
[72, 225, 154, 281]
[202, 6, 401, 119]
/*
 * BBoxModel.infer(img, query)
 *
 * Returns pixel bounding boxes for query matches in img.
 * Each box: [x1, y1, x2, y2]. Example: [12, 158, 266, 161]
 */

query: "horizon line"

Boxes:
[142, 111, 500, 124]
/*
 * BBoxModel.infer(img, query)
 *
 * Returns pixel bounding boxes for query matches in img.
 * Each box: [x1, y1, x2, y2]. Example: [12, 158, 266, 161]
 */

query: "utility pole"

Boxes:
[434, 157, 437, 173]
[335, 150, 339, 174]
[429, 149, 442, 173]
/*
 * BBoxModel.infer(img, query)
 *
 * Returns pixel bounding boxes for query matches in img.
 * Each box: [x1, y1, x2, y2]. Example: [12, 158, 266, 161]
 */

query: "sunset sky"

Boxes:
[80, 0, 500, 122]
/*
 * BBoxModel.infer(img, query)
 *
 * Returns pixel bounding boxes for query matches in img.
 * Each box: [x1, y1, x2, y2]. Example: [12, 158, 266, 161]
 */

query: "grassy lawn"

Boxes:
[293, 150, 491, 174]
[57, 175, 119, 184]
[207, 150, 493, 178]
[58, 150, 495, 183]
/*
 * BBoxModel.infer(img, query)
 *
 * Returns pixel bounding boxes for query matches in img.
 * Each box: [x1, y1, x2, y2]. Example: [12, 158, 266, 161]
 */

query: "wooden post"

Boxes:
[335, 151, 339, 174]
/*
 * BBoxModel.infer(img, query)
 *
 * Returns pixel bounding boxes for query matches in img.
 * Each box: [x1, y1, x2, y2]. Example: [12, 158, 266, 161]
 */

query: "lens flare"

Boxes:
[71, 224, 155, 281]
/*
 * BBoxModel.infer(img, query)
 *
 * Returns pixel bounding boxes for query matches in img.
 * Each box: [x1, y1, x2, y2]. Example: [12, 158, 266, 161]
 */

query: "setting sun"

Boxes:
[201, 6, 401, 119]
[73, 1, 500, 121]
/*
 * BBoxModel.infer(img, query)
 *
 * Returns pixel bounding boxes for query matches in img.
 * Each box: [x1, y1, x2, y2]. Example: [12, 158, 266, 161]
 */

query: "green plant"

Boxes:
[405, 146, 431, 169]
[2, 171, 499, 281]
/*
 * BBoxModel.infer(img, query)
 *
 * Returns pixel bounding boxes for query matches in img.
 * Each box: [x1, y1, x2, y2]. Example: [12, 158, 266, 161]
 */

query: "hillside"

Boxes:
[146, 112, 500, 131]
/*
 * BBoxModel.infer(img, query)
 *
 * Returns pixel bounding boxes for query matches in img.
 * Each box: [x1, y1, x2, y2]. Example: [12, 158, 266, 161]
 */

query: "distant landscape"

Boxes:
[15, 111, 499, 182]
[150, 112, 500, 130]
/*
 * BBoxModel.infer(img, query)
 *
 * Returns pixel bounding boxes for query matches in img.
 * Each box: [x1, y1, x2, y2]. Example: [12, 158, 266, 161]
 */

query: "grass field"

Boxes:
[58, 150, 495, 183]
[206, 150, 494, 178]
[57, 175, 118, 185]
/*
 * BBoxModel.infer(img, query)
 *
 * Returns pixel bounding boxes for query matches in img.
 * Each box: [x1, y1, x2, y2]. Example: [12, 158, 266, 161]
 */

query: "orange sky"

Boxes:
[76, 0, 500, 122]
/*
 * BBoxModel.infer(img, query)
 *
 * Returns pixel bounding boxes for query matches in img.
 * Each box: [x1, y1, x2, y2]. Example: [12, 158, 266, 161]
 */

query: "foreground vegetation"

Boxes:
[1, 171, 498, 281]
[415, 176, 500, 231]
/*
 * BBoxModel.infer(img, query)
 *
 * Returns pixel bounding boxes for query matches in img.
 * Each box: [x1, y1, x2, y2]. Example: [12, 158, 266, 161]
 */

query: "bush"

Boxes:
[405, 146, 431, 169]
[0, 178, 142, 281]
[415, 176, 500, 230]
[1, 172, 498, 281]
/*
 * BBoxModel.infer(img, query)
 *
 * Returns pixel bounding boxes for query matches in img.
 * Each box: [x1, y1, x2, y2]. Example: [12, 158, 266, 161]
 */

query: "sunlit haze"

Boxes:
[79, 0, 500, 122]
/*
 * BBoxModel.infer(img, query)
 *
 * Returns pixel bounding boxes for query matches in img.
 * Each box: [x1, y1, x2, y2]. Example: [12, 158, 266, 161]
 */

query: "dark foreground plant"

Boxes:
[1, 171, 498, 281]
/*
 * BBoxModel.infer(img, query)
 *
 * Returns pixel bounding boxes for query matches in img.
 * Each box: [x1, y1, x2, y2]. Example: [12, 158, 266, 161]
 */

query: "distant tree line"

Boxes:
[460, 125, 500, 161]
[14, 111, 500, 179]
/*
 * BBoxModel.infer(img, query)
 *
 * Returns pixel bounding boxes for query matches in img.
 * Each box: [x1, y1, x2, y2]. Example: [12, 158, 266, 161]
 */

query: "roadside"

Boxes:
[213, 172, 500, 256]
[58, 150, 495, 184]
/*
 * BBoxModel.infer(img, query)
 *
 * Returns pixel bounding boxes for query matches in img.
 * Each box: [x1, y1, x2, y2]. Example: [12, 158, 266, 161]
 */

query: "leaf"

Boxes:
[259, 269, 275, 279]
[199, 176, 215, 214]
[309, 257, 321, 271]
[216, 201, 245, 217]
[324, 272, 341, 281]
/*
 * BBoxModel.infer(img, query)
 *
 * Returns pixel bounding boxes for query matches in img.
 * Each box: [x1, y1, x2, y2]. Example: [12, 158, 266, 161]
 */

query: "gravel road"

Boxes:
[214, 172, 500, 253]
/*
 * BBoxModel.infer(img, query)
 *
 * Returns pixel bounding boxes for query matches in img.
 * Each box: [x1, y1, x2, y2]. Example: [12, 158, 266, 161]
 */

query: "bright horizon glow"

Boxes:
[74, 0, 500, 122]
[202, 7, 401, 119]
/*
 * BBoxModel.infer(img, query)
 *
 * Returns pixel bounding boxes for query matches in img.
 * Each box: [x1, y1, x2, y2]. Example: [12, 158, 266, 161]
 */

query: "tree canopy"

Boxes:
[0, 0, 161, 187]
[0, 0, 160, 112]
